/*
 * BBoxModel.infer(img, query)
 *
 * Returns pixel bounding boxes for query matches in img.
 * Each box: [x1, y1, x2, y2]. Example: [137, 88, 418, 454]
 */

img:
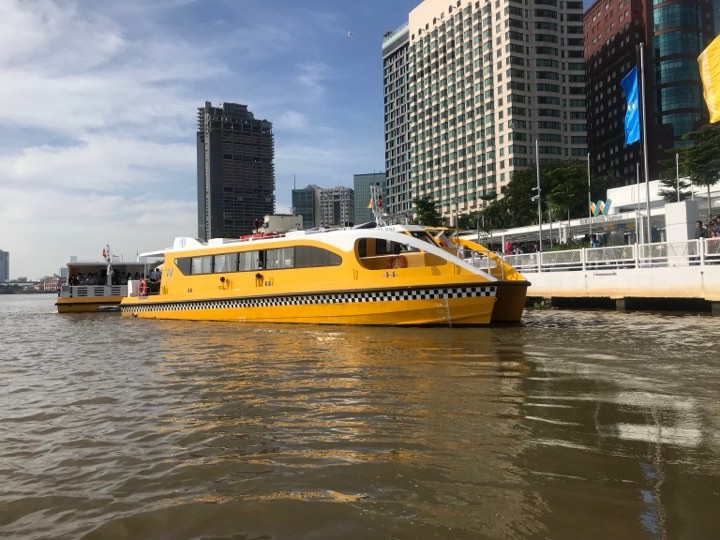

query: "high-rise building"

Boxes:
[584, 0, 717, 185]
[383, 0, 587, 223]
[319, 187, 355, 227]
[292, 184, 322, 229]
[382, 24, 413, 218]
[0, 250, 8, 282]
[197, 101, 275, 239]
[353, 172, 387, 224]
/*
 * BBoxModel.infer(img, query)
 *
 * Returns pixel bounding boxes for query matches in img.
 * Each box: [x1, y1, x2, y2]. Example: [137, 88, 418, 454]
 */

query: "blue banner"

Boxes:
[621, 66, 640, 144]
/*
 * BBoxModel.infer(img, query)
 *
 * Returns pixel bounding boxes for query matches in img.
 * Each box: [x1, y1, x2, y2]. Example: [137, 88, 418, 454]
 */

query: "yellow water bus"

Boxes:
[119, 225, 530, 326]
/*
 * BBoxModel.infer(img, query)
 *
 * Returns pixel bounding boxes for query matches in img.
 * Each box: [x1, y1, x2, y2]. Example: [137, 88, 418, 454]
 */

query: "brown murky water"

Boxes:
[1, 294, 719, 539]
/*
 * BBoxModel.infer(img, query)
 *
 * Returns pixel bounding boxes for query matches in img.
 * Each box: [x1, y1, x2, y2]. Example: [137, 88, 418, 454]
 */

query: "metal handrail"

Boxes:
[503, 238, 720, 273]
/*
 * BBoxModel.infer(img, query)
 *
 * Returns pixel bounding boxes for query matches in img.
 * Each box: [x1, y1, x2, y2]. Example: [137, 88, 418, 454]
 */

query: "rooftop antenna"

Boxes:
[370, 182, 385, 226]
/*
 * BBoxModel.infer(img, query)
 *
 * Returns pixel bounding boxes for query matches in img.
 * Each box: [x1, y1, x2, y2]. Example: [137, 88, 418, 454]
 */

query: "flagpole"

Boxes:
[587, 152, 592, 237]
[535, 138, 543, 254]
[636, 163, 642, 243]
[639, 42, 652, 244]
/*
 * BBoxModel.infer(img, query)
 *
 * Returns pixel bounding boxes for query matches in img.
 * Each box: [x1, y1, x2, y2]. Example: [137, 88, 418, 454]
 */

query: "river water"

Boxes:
[1, 294, 719, 539]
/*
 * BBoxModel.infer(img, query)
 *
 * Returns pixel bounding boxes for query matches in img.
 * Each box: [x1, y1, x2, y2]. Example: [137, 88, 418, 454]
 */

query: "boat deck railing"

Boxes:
[59, 285, 127, 298]
[499, 237, 720, 273]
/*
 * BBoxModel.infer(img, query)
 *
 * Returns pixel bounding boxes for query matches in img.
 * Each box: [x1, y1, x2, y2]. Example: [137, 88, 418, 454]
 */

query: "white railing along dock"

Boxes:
[501, 237, 720, 273]
[465, 237, 720, 309]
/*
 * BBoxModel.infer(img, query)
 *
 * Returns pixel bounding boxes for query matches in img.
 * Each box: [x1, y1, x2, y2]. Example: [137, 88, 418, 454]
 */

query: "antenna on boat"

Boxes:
[104, 243, 113, 285]
[370, 183, 385, 226]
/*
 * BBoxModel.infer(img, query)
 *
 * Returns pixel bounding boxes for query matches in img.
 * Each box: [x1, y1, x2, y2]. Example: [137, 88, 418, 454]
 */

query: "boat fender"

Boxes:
[139, 278, 148, 296]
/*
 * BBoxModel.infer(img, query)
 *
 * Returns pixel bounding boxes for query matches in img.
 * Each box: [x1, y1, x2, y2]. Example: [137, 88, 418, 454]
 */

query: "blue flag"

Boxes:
[621, 66, 640, 144]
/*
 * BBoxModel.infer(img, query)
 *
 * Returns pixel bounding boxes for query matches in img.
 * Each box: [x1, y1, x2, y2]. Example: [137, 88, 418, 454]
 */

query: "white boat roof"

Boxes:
[65, 261, 146, 269]
[137, 226, 496, 281]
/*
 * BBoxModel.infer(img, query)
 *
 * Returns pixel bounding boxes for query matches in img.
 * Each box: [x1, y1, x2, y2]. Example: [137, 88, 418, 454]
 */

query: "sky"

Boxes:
[0, 0, 420, 279]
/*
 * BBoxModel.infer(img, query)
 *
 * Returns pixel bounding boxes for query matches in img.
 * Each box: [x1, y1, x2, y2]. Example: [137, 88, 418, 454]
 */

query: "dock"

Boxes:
[500, 238, 720, 314]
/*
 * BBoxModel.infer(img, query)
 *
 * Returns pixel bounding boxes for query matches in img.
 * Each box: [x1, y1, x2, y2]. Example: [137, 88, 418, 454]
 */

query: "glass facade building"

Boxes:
[291, 185, 322, 229]
[585, 0, 717, 184]
[353, 172, 387, 224]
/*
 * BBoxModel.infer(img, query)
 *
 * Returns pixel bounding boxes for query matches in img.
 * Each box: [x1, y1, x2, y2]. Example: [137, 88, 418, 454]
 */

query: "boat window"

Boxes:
[175, 258, 191, 275]
[239, 250, 263, 271]
[376, 240, 405, 255]
[214, 253, 238, 273]
[294, 246, 342, 268]
[191, 256, 213, 275]
[174, 246, 340, 275]
[266, 247, 294, 269]
[409, 231, 435, 243]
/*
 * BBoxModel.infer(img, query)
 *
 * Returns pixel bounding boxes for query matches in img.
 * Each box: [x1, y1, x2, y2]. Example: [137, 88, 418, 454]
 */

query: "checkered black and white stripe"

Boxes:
[121, 285, 496, 314]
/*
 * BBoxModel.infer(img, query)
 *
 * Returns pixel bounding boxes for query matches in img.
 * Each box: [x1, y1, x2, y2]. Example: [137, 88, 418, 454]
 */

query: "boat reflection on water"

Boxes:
[512, 311, 720, 540]
[135, 321, 541, 537]
[134, 314, 720, 539]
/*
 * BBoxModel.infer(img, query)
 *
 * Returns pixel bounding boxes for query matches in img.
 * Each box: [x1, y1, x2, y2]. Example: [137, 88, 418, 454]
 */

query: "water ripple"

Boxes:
[1, 295, 719, 539]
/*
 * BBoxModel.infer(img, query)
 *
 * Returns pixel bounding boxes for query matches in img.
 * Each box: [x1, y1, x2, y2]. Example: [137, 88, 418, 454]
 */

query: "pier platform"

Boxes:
[500, 238, 720, 314]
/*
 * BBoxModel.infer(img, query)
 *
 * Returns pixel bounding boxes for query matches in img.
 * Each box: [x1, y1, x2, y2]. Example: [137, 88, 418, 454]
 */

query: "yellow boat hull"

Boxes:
[120, 228, 527, 327]
[121, 285, 497, 326]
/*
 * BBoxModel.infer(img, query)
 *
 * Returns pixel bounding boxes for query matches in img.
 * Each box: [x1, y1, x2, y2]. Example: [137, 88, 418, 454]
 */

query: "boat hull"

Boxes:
[120, 285, 497, 326]
[491, 281, 530, 323]
[56, 296, 124, 313]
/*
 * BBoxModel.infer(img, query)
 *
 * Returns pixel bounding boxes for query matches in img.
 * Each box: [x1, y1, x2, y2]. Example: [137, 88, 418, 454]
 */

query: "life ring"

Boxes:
[139, 278, 148, 296]
[387, 255, 408, 269]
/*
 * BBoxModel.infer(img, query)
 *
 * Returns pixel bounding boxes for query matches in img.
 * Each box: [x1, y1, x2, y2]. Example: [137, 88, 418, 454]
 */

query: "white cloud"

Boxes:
[0, 0, 391, 278]
[2, 136, 194, 190]
[0, 185, 196, 278]
[296, 61, 333, 99]
[0, 1, 125, 72]
[275, 111, 310, 131]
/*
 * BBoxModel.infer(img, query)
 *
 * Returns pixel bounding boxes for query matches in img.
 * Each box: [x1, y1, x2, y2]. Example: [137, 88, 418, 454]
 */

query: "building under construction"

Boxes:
[197, 101, 275, 239]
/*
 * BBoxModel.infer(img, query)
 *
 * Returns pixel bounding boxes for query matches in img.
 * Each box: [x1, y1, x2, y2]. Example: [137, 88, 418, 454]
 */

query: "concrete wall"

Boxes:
[526, 265, 720, 302]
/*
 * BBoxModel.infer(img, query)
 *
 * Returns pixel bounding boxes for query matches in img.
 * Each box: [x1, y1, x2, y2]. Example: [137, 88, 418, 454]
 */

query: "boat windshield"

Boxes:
[355, 236, 447, 270]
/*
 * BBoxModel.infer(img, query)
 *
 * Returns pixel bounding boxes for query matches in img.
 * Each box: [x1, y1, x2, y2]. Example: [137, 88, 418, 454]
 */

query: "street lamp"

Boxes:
[451, 195, 464, 229]
[533, 139, 543, 253]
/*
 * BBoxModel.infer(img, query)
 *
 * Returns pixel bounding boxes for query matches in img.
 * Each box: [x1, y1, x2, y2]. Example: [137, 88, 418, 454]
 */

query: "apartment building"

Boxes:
[383, 0, 587, 222]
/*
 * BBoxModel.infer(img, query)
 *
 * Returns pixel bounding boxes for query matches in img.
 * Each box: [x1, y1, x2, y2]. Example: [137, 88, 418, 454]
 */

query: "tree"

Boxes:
[680, 123, 720, 216]
[458, 211, 480, 230]
[477, 159, 612, 231]
[479, 197, 515, 229]
[412, 196, 444, 226]
[545, 162, 587, 228]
